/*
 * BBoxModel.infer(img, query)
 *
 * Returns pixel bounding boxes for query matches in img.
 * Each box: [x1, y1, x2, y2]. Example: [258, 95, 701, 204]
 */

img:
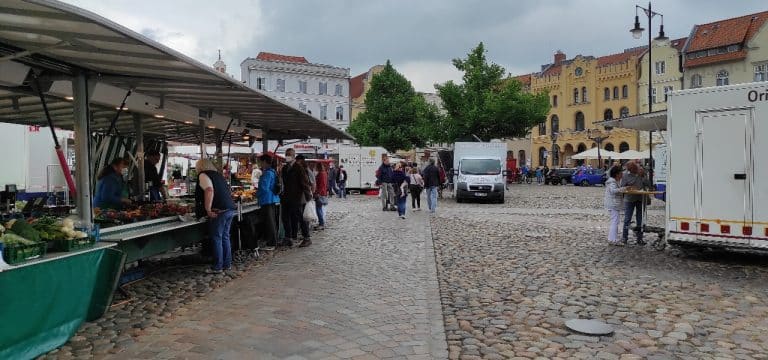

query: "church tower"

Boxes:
[213, 49, 226, 74]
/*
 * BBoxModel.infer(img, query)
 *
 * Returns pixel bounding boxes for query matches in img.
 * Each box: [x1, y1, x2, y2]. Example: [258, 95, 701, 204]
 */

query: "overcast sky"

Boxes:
[66, 0, 766, 92]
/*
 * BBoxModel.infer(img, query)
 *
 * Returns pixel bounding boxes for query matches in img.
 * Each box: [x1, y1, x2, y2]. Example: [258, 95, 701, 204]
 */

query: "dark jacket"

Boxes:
[195, 170, 236, 217]
[144, 161, 162, 188]
[422, 164, 441, 188]
[619, 171, 651, 203]
[392, 170, 409, 196]
[94, 168, 125, 209]
[281, 162, 311, 206]
[328, 167, 338, 184]
[336, 169, 348, 183]
[377, 163, 394, 183]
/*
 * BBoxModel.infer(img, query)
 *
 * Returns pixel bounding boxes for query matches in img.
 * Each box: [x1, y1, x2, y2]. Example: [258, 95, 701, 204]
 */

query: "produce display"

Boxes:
[94, 203, 192, 226]
[232, 189, 255, 203]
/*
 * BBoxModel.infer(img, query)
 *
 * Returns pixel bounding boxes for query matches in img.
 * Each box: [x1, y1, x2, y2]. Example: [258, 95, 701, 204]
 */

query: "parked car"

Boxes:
[545, 168, 576, 185]
[571, 169, 607, 186]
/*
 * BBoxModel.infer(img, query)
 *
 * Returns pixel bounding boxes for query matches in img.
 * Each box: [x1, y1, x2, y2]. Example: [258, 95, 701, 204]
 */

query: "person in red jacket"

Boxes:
[313, 163, 329, 232]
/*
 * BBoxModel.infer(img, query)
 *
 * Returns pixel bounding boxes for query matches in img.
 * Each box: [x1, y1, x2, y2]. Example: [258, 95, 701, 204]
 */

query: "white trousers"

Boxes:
[608, 209, 621, 243]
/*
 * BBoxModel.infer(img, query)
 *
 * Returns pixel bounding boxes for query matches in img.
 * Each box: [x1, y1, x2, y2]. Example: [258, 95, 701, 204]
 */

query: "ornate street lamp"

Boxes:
[588, 129, 610, 168]
[631, 2, 666, 183]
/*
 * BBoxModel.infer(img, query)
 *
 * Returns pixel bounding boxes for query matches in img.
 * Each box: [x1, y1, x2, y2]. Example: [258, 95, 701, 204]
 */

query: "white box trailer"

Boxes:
[452, 141, 507, 203]
[666, 83, 767, 251]
[0, 123, 71, 196]
[338, 146, 387, 190]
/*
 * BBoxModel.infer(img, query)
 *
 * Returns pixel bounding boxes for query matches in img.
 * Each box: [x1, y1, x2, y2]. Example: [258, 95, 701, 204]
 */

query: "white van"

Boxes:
[452, 142, 507, 203]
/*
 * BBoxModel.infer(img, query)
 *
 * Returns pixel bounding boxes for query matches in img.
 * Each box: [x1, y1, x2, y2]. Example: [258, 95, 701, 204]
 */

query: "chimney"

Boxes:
[554, 50, 566, 66]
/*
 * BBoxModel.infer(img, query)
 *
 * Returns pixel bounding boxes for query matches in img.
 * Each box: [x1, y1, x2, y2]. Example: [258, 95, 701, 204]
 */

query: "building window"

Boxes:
[552, 95, 558, 107]
[727, 44, 740, 52]
[276, 78, 285, 92]
[550, 115, 559, 134]
[620, 106, 629, 118]
[299, 80, 307, 94]
[651, 87, 657, 104]
[256, 77, 266, 90]
[320, 104, 328, 120]
[604, 109, 613, 120]
[655, 61, 666, 75]
[298, 102, 307, 112]
[581, 87, 588, 103]
[754, 64, 767, 82]
[613, 86, 619, 99]
[604, 88, 610, 101]
[335, 105, 344, 121]
[605, 143, 615, 152]
[619, 142, 630, 153]
[573, 88, 579, 104]
[538, 147, 547, 167]
[716, 70, 729, 86]
[663, 86, 673, 102]
[335, 84, 343, 96]
[622, 85, 629, 99]
[538, 122, 546, 136]
[319, 82, 328, 95]
[575, 112, 585, 131]
[691, 74, 702, 88]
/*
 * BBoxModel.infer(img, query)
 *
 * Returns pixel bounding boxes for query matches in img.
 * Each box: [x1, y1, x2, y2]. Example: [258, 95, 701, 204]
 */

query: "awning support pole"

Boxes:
[134, 114, 145, 198]
[72, 72, 92, 229]
[199, 119, 205, 158]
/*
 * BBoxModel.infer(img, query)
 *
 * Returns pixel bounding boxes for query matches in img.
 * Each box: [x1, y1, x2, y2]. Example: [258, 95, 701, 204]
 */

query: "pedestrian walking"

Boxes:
[619, 161, 651, 245]
[437, 163, 446, 199]
[604, 166, 627, 246]
[535, 167, 543, 185]
[256, 154, 280, 249]
[377, 155, 395, 211]
[408, 167, 424, 211]
[280, 149, 312, 248]
[195, 158, 236, 273]
[314, 162, 329, 231]
[327, 161, 338, 196]
[336, 165, 348, 198]
[392, 163, 409, 219]
[295, 155, 314, 247]
[422, 159, 441, 213]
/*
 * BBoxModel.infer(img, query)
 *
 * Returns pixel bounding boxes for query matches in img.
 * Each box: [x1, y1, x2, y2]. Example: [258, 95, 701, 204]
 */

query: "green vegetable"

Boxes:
[9, 219, 41, 242]
[1, 233, 38, 246]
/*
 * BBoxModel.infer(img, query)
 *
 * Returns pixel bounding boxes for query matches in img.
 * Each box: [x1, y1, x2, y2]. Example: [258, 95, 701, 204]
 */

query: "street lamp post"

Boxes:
[588, 129, 610, 169]
[631, 2, 667, 183]
[550, 132, 559, 168]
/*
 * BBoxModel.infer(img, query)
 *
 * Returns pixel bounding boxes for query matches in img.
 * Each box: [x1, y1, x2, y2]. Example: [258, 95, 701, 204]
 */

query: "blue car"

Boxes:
[572, 169, 607, 186]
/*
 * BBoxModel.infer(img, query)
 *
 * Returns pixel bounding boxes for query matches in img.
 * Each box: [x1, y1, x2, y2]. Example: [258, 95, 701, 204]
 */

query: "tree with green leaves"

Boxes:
[347, 61, 438, 153]
[434, 42, 550, 142]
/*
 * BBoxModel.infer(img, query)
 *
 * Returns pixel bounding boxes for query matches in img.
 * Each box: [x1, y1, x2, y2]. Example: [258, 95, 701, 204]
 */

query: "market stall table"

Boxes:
[621, 189, 666, 251]
[0, 243, 124, 360]
[99, 216, 207, 264]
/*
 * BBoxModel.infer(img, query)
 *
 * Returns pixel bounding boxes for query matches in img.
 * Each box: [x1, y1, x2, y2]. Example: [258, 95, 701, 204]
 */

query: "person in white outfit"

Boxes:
[604, 166, 628, 246]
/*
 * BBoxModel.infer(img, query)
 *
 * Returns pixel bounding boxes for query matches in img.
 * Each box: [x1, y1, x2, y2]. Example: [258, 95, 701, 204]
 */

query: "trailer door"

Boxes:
[695, 108, 753, 245]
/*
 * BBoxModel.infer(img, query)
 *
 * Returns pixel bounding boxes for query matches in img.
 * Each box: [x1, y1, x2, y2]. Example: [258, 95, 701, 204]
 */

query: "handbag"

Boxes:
[303, 203, 318, 223]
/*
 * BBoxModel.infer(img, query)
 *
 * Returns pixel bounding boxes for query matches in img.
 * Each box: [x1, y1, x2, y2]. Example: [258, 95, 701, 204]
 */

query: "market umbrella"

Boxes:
[571, 147, 621, 160]
[614, 150, 651, 160]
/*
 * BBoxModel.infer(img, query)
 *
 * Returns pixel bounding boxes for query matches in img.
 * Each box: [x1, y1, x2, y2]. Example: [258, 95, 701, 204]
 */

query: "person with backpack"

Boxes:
[257, 154, 280, 249]
[408, 167, 424, 211]
[336, 165, 348, 199]
[392, 163, 410, 219]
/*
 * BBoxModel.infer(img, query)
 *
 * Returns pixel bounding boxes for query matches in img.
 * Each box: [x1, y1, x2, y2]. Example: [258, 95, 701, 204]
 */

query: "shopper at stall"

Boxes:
[620, 161, 650, 245]
[256, 154, 280, 249]
[314, 163, 329, 230]
[328, 161, 338, 196]
[377, 155, 395, 211]
[195, 158, 236, 273]
[281, 149, 312, 248]
[251, 162, 262, 190]
[392, 163, 409, 219]
[604, 166, 627, 246]
[144, 149, 167, 201]
[94, 157, 131, 209]
[336, 165, 348, 199]
[422, 158, 441, 213]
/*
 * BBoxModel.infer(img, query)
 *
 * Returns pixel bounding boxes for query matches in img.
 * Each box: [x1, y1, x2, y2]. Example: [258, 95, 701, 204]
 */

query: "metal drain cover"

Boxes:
[565, 319, 614, 336]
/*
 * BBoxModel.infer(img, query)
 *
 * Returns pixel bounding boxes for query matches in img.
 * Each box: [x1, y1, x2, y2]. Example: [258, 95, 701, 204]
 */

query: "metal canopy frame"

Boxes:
[0, 0, 352, 142]
[593, 111, 668, 132]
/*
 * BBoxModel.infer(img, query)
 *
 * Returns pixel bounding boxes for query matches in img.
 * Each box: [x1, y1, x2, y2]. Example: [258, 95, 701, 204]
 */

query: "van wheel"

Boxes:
[581, 180, 590, 187]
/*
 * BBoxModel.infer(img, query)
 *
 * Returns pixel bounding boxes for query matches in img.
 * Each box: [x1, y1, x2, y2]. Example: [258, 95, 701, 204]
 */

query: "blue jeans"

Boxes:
[315, 197, 326, 226]
[337, 181, 346, 198]
[427, 186, 438, 213]
[622, 201, 643, 242]
[397, 195, 407, 216]
[208, 209, 235, 270]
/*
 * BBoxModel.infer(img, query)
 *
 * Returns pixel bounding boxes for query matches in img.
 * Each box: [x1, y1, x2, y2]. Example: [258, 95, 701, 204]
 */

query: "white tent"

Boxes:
[571, 147, 621, 160]
[614, 150, 651, 160]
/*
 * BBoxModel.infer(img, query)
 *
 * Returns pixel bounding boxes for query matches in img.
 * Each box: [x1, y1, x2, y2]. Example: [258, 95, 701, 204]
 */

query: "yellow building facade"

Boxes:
[526, 50, 642, 168]
[350, 65, 384, 121]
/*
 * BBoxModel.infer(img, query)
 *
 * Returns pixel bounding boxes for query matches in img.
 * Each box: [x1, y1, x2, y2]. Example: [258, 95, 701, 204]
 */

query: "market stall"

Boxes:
[0, 1, 352, 358]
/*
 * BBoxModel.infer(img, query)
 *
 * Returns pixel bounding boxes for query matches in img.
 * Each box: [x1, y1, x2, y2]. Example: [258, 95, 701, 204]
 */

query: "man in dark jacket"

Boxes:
[280, 148, 311, 247]
[336, 165, 348, 198]
[422, 159, 441, 213]
[619, 161, 651, 245]
[327, 161, 338, 196]
[376, 155, 395, 211]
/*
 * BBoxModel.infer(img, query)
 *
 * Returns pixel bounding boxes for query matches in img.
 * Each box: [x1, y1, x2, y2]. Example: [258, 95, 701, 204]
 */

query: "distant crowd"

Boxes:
[375, 154, 447, 219]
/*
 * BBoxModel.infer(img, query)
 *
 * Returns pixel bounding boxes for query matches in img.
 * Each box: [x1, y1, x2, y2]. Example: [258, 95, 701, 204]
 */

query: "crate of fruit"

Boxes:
[2, 238, 47, 265]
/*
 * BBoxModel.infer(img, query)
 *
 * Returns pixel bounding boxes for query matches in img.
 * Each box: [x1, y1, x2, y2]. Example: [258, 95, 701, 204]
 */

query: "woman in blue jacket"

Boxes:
[257, 154, 281, 248]
[94, 157, 131, 209]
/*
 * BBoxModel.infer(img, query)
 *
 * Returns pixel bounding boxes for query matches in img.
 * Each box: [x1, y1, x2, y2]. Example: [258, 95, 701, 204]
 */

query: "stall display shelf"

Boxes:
[52, 236, 96, 252]
[2, 241, 47, 265]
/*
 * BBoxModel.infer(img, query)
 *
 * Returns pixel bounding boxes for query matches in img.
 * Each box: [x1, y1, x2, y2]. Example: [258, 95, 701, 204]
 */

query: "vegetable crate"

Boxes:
[52, 236, 96, 252]
[3, 242, 47, 264]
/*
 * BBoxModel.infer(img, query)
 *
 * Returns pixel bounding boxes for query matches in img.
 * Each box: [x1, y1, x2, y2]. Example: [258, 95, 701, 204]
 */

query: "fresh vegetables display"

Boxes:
[94, 203, 192, 225]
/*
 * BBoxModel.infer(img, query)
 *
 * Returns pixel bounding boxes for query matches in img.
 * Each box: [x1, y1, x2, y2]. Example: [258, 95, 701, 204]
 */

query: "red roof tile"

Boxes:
[513, 74, 532, 86]
[350, 72, 367, 100]
[685, 49, 748, 68]
[670, 37, 687, 52]
[541, 65, 561, 77]
[597, 48, 645, 67]
[255, 52, 309, 64]
[686, 11, 768, 52]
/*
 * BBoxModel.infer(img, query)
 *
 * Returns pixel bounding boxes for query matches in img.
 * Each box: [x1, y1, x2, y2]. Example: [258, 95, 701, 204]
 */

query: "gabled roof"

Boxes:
[685, 50, 748, 68]
[255, 52, 309, 64]
[540, 65, 561, 77]
[597, 47, 645, 67]
[686, 10, 768, 53]
[350, 72, 367, 99]
[513, 73, 532, 86]
[670, 37, 687, 52]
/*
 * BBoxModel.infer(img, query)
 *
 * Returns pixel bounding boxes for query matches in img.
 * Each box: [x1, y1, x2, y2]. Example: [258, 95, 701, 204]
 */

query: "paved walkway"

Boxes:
[111, 198, 448, 360]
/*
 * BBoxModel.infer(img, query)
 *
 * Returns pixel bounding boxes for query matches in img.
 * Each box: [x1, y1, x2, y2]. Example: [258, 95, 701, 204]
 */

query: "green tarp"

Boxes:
[0, 246, 124, 360]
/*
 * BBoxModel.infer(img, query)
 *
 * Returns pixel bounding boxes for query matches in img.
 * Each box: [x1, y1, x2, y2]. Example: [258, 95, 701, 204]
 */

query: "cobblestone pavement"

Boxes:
[103, 198, 448, 360]
[432, 184, 768, 360]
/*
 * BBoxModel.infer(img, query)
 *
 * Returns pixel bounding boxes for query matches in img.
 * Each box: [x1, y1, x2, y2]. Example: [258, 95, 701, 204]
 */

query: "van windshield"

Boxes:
[460, 159, 501, 175]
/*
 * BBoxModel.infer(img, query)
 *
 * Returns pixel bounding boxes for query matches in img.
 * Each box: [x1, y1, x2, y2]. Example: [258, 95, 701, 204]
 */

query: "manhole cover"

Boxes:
[565, 319, 614, 336]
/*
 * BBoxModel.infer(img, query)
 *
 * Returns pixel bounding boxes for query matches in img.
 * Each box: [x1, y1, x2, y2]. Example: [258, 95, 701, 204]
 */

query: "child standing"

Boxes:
[604, 166, 627, 245]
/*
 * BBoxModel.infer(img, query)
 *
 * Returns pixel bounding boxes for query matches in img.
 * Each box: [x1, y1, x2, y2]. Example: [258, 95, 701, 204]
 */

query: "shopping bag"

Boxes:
[303, 203, 318, 223]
